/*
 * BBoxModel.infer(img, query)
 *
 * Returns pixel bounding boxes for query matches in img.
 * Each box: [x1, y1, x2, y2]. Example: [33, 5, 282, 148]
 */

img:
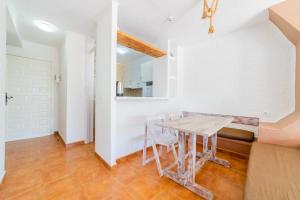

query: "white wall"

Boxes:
[153, 56, 168, 97]
[122, 56, 152, 88]
[95, 1, 118, 166]
[113, 21, 295, 160]
[7, 41, 60, 132]
[65, 32, 87, 143]
[98, 0, 295, 163]
[0, 0, 6, 182]
[182, 22, 295, 122]
[58, 42, 67, 142]
[115, 99, 182, 158]
[58, 32, 87, 144]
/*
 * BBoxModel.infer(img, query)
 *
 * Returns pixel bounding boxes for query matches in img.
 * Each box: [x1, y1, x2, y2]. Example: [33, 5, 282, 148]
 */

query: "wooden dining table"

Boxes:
[157, 115, 234, 200]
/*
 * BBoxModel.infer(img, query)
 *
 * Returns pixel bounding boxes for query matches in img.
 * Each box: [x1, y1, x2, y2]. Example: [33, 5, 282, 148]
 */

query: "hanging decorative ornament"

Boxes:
[202, 0, 219, 34]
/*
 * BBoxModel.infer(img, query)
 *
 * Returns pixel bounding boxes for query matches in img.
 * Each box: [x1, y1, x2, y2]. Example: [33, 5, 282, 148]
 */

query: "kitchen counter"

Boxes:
[115, 96, 168, 101]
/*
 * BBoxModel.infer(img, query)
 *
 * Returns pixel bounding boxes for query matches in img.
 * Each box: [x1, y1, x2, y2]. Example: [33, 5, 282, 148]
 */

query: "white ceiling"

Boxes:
[6, 8, 22, 47]
[162, 0, 283, 45]
[7, 0, 198, 47]
[118, 0, 198, 43]
[8, 0, 111, 47]
[7, 0, 283, 48]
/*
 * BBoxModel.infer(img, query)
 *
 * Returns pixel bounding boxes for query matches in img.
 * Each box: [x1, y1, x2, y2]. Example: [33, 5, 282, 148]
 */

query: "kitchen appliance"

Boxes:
[142, 81, 153, 97]
[116, 81, 124, 96]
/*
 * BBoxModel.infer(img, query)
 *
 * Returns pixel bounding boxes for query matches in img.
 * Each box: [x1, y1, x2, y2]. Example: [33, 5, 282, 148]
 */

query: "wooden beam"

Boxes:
[117, 30, 166, 58]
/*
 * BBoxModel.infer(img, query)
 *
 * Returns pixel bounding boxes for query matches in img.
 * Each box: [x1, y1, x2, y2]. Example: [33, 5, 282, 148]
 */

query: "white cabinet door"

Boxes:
[6, 55, 52, 141]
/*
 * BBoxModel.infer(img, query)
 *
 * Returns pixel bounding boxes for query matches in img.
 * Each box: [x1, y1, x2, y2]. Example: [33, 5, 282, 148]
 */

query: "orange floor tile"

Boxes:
[0, 135, 248, 200]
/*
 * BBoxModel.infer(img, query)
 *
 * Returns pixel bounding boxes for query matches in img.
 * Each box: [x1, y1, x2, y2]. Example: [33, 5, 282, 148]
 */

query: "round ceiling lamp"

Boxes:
[34, 20, 57, 32]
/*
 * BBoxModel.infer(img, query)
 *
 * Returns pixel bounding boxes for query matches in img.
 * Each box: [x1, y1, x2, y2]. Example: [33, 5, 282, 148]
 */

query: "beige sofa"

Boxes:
[244, 142, 300, 200]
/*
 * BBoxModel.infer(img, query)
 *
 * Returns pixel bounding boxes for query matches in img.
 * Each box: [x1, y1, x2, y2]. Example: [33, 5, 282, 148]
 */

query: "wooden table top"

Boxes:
[157, 115, 234, 137]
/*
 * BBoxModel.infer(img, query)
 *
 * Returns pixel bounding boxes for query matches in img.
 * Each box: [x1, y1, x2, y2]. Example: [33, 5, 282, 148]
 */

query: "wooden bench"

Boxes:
[184, 112, 259, 157]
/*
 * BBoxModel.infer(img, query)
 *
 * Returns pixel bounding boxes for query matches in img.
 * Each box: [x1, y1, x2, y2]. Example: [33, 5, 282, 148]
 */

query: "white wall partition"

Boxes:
[59, 32, 87, 144]
[95, 1, 118, 166]
[0, 0, 6, 182]
[65, 32, 87, 144]
[115, 100, 182, 158]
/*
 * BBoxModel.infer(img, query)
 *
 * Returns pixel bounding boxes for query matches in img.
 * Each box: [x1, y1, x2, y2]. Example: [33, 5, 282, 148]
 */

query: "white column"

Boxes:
[65, 32, 88, 144]
[95, 1, 118, 166]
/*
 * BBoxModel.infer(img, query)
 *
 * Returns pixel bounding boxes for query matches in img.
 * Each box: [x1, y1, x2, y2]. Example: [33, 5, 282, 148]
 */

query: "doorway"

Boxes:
[6, 55, 53, 141]
[86, 46, 96, 143]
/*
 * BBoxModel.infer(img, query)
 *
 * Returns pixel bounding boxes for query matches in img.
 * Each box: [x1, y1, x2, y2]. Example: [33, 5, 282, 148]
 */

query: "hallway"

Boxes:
[0, 135, 247, 200]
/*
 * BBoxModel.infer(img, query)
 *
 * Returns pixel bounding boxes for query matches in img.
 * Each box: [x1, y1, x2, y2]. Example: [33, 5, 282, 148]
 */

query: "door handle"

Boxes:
[5, 93, 13, 105]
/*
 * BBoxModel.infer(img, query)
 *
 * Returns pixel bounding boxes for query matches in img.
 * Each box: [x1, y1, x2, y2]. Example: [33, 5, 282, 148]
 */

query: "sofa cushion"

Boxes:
[244, 142, 300, 200]
[218, 127, 254, 142]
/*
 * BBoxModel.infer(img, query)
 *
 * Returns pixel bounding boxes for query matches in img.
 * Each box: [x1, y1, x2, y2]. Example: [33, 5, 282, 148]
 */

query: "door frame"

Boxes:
[85, 41, 96, 143]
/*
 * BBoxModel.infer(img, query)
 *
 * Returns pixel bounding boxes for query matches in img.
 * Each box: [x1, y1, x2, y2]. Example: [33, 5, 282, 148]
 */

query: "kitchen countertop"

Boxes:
[115, 96, 168, 101]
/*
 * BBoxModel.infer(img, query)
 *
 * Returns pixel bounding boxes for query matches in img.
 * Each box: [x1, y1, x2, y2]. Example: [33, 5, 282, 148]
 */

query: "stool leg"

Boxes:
[152, 140, 163, 176]
[142, 125, 148, 165]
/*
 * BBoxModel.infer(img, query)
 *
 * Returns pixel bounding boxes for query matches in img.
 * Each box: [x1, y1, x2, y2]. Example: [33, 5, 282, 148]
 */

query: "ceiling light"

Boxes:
[117, 47, 128, 55]
[34, 20, 57, 32]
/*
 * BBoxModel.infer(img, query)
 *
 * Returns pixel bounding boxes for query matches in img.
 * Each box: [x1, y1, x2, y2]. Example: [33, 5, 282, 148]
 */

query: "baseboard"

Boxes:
[6, 132, 54, 142]
[0, 170, 6, 184]
[116, 147, 154, 163]
[65, 141, 85, 149]
[54, 131, 84, 150]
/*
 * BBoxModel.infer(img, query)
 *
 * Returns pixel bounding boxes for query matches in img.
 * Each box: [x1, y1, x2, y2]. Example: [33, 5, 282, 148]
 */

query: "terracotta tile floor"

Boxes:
[0, 135, 248, 200]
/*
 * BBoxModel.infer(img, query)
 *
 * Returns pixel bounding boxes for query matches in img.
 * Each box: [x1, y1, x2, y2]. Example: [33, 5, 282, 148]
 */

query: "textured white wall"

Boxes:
[0, 0, 6, 182]
[7, 41, 60, 132]
[95, 1, 118, 166]
[182, 22, 295, 122]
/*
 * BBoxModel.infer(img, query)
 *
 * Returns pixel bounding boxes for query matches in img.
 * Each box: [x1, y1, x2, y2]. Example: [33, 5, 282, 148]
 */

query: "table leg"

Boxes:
[187, 132, 196, 184]
[187, 133, 213, 199]
[210, 132, 230, 167]
[164, 131, 214, 200]
[211, 132, 217, 158]
[177, 130, 186, 177]
[203, 135, 208, 153]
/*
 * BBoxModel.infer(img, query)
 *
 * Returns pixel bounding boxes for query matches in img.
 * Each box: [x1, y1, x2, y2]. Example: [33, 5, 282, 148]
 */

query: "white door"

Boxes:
[6, 55, 52, 141]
